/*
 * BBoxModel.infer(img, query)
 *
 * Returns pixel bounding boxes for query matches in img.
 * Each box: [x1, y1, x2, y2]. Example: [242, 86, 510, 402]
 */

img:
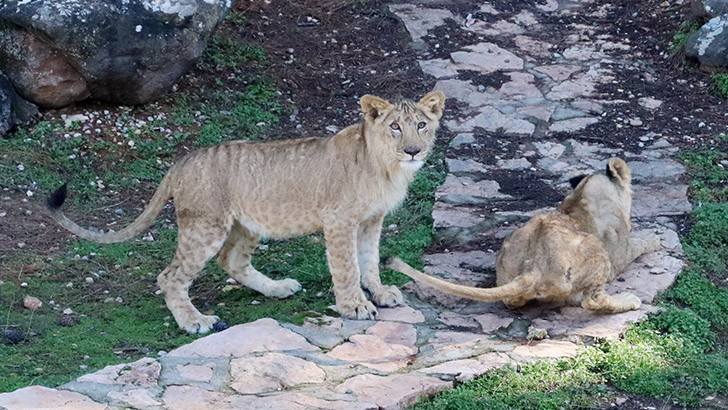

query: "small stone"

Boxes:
[629, 118, 643, 126]
[526, 326, 548, 340]
[23, 295, 42, 311]
[213, 320, 230, 332]
[20, 282, 28, 288]
[58, 315, 77, 327]
[3, 328, 25, 344]
[62, 308, 74, 315]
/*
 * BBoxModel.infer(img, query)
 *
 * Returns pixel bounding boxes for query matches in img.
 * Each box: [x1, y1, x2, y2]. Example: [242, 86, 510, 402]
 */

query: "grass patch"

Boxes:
[713, 73, 728, 99]
[413, 144, 728, 409]
[670, 18, 706, 51]
[415, 359, 608, 410]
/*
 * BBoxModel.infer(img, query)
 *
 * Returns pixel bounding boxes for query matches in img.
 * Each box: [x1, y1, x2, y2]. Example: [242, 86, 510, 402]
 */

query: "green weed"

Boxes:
[713, 73, 728, 99]
[671, 18, 707, 51]
[198, 35, 267, 71]
[414, 357, 608, 410]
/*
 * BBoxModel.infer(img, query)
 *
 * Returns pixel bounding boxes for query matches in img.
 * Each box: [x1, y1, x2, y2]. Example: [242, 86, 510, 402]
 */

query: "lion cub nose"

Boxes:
[404, 146, 421, 157]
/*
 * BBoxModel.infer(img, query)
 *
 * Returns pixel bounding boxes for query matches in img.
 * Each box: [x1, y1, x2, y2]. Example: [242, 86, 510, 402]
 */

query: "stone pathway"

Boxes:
[0, 1, 695, 409]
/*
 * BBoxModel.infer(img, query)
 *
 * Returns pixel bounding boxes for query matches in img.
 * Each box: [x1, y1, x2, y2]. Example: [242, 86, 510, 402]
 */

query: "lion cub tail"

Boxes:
[47, 172, 175, 244]
[386, 257, 533, 302]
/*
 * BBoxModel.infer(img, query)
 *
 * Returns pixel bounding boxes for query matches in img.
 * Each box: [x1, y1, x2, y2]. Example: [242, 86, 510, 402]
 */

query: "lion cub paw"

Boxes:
[613, 292, 642, 311]
[180, 314, 221, 335]
[369, 285, 404, 307]
[265, 278, 302, 299]
[336, 297, 378, 320]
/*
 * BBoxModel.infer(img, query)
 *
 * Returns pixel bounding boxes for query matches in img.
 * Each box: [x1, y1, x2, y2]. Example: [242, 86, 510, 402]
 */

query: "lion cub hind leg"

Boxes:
[581, 287, 641, 314]
[158, 219, 229, 334]
[218, 222, 302, 298]
[358, 215, 404, 308]
[324, 221, 378, 320]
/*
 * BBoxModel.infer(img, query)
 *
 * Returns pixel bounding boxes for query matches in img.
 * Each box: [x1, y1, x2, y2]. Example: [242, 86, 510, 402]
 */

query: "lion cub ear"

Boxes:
[606, 157, 631, 188]
[418, 90, 446, 119]
[360, 95, 392, 120]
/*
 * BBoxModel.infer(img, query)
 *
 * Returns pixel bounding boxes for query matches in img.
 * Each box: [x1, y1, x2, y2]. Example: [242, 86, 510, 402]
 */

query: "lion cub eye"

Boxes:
[390, 123, 401, 131]
[417, 121, 427, 129]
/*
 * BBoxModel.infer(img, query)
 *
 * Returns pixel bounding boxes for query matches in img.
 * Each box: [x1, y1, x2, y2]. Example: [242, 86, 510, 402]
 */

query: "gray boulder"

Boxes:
[685, 15, 728, 70]
[0, 0, 230, 108]
[0, 72, 38, 137]
[692, 0, 728, 18]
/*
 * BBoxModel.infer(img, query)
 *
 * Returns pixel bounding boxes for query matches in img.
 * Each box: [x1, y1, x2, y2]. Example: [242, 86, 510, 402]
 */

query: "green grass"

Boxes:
[413, 144, 728, 409]
[713, 73, 728, 99]
[671, 18, 707, 51]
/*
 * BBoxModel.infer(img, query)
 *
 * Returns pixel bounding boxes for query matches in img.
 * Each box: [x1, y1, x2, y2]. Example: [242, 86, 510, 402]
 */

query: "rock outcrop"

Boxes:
[0, 0, 230, 108]
[686, 1, 728, 70]
[0, 72, 38, 137]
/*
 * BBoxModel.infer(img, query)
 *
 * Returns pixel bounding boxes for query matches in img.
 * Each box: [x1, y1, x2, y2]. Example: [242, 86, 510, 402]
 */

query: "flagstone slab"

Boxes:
[532, 307, 659, 339]
[229, 352, 326, 395]
[327, 334, 417, 373]
[416, 352, 513, 382]
[106, 389, 161, 409]
[0, 386, 106, 410]
[388, 4, 455, 43]
[168, 318, 319, 358]
[76, 357, 160, 387]
[335, 373, 450, 409]
[451, 42, 524, 73]
[376, 305, 426, 324]
[511, 340, 581, 359]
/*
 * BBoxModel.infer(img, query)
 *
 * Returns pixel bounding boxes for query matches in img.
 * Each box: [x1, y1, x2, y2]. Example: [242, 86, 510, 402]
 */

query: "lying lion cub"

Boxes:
[388, 158, 661, 314]
[48, 91, 446, 333]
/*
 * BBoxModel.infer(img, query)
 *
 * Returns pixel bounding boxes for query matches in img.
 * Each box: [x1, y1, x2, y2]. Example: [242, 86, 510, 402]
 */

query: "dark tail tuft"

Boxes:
[47, 183, 68, 211]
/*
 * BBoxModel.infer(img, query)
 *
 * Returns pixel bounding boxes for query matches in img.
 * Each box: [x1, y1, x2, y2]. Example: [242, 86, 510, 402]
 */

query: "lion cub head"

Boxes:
[559, 157, 633, 233]
[359, 90, 446, 171]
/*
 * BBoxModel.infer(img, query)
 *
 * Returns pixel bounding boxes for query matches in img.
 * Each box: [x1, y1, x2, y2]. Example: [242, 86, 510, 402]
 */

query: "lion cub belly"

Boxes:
[237, 208, 323, 239]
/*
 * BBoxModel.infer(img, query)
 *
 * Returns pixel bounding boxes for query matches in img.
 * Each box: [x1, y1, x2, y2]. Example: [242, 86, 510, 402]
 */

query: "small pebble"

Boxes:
[3, 328, 25, 344]
[58, 315, 77, 327]
[23, 295, 43, 311]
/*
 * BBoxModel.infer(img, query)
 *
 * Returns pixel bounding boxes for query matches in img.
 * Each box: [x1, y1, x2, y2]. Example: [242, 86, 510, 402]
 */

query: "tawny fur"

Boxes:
[388, 158, 662, 314]
[48, 91, 446, 334]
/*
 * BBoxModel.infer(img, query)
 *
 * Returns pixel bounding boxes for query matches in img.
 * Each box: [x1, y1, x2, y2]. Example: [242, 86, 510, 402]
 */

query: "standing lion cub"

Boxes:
[388, 158, 662, 314]
[48, 91, 446, 334]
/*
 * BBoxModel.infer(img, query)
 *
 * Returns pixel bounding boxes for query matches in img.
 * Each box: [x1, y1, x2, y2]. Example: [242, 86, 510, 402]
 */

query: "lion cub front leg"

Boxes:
[323, 220, 378, 320]
[358, 215, 404, 307]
